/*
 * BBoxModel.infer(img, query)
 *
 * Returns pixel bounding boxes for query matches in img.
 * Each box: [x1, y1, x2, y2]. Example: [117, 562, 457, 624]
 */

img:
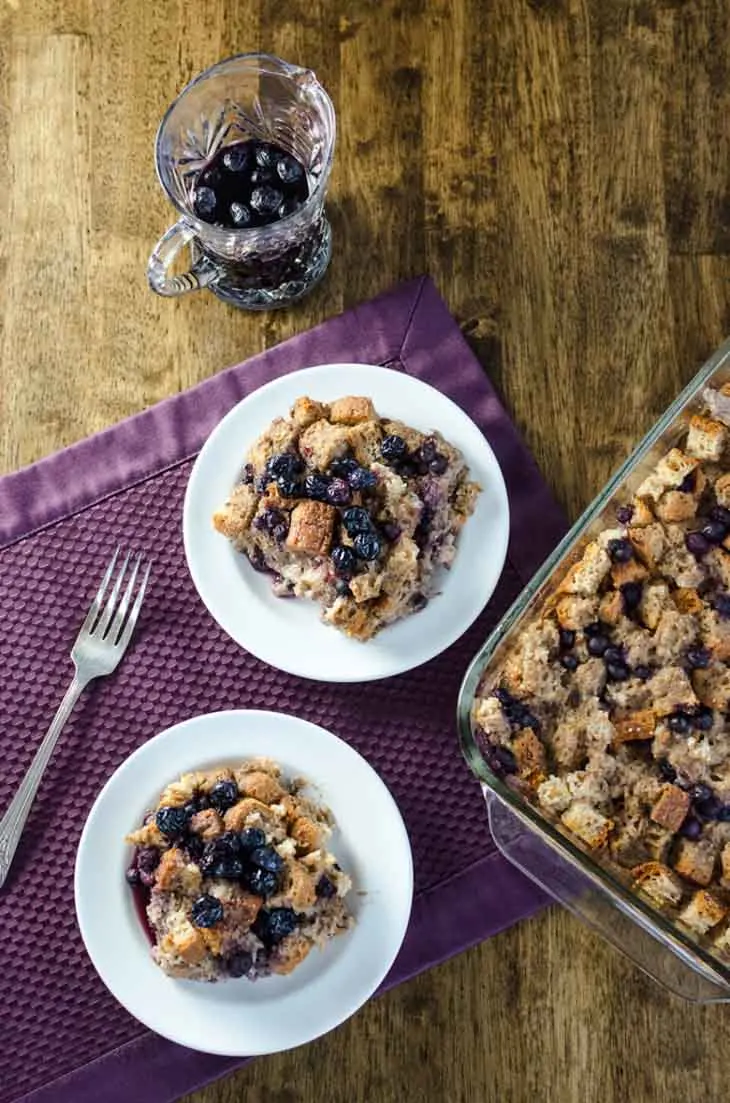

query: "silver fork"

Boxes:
[0, 549, 151, 889]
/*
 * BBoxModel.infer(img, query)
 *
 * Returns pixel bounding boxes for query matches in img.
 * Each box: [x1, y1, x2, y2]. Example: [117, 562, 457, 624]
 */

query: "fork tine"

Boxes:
[95, 550, 130, 638]
[78, 547, 120, 637]
[107, 553, 141, 644]
[117, 559, 152, 653]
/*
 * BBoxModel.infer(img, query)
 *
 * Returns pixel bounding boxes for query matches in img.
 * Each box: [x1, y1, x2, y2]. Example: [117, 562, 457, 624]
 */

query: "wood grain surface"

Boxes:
[3, 1, 730, 1101]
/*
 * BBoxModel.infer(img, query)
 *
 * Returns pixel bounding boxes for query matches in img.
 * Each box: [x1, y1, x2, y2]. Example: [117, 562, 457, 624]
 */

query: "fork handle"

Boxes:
[0, 674, 88, 888]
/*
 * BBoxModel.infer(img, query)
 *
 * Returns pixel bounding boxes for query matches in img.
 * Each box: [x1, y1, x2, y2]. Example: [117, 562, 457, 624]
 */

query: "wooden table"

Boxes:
[3, 1, 730, 1100]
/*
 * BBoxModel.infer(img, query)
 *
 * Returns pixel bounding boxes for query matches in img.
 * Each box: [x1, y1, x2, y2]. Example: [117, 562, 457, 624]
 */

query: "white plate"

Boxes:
[75, 709, 413, 1056]
[183, 363, 509, 682]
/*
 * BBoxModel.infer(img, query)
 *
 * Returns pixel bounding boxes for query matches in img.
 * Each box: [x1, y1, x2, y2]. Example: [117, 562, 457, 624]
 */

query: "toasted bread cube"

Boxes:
[291, 816, 322, 854]
[513, 727, 546, 782]
[223, 797, 279, 832]
[706, 547, 730, 590]
[649, 666, 698, 716]
[125, 821, 166, 848]
[715, 472, 730, 509]
[611, 559, 649, 588]
[686, 415, 727, 461]
[271, 933, 312, 975]
[654, 491, 697, 523]
[290, 395, 329, 429]
[610, 820, 651, 869]
[239, 771, 285, 805]
[558, 543, 611, 598]
[721, 843, 730, 888]
[632, 861, 684, 907]
[650, 784, 691, 832]
[247, 417, 299, 471]
[189, 808, 224, 840]
[537, 775, 572, 814]
[673, 587, 704, 615]
[212, 484, 258, 540]
[679, 890, 727, 935]
[693, 663, 730, 710]
[630, 497, 655, 526]
[560, 802, 613, 850]
[639, 581, 670, 630]
[673, 839, 716, 886]
[329, 396, 376, 425]
[550, 720, 586, 770]
[629, 523, 666, 568]
[613, 709, 657, 745]
[555, 595, 599, 630]
[161, 920, 207, 965]
[154, 847, 202, 894]
[598, 590, 623, 626]
[635, 449, 699, 501]
[285, 861, 317, 909]
[286, 500, 336, 556]
[299, 419, 352, 469]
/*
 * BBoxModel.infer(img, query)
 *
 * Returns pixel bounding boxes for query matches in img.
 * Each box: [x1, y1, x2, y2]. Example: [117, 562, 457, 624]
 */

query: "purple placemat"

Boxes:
[0, 277, 566, 1103]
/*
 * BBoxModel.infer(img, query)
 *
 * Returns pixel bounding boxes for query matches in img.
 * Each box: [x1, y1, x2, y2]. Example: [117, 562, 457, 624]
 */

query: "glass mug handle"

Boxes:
[147, 220, 220, 297]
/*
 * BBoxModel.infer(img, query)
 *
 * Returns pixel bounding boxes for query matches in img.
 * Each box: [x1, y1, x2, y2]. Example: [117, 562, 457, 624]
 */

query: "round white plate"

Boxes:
[183, 362, 510, 682]
[75, 709, 413, 1056]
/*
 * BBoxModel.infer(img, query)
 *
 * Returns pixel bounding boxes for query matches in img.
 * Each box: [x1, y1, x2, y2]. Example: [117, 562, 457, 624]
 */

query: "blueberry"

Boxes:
[183, 835, 204, 862]
[679, 472, 697, 492]
[680, 816, 702, 839]
[616, 505, 634, 524]
[686, 647, 711, 670]
[222, 144, 249, 173]
[216, 831, 243, 856]
[125, 866, 141, 886]
[713, 593, 730, 619]
[606, 660, 630, 681]
[668, 712, 691, 735]
[136, 846, 161, 874]
[303, 473, 330, 501]
[587, 634, 610, 657]
[608, 538, 633, 563]
[382, 522, 402, 542]
[250, 846, 285, 873]
[718, 805, 730, 823]
[621, 581, 643, 610]
[348, 466, 378, 491]
[278, 197, 302, 219]
[191, 893, 224, 928]
[214, 856, 245, 880]
[155, 806, 188, 838]
[199, 842, 220, 876]
[276, 155, 304, 184]
[411, 592, 429, 612]
[429, 455, 449, 475]
[702, 521, 727, 544]
[242, 463, 255, 485]
[342, 507, 374, 536]
[254, 508, 289, 536]
[316, 875, 337, 899]
[690, 783, 714, 804]
[209, 779, 239, 813]
[711, 505, 730, 526]
[418, 439, 438, 463]
[381, 435, 408, 462]
[268, 453, 303, 478]
[250, 167, 273, 185]
[694, 707, 714, 731]
[560, 653, 579, 671]
[251, 185, 284, 216]
[331, 545, 357, 576]
[603, 646, 624, 665]
[226, 951, 254, 978]
[253, 906, 299, 946]
[254, 474, 269, 494]
[658, 759, 677, 782]
[276, 474, 301, 498]
[335, 580, 352, 597]
[330, 457, 359, 478]
[695, 796, 722, 821]
[485, 743, 518, 776]
[494, 687, 513, 706]
[686, 531, 710, 557]
[584, 622, 605, 637]
[353, 532, 382, 560]
[193, 186, 217, 220]
[255, 143, 277, 169]
[239, 827, 266, 852]
[230, 201, 252, 227]
[326, 477, 352, 506]
[244, 866, 280, 897]
[635, 664, 652, 681]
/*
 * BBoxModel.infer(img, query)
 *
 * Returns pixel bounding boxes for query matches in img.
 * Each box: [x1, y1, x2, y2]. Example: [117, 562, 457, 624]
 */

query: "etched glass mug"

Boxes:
[148, 54, 335, 310]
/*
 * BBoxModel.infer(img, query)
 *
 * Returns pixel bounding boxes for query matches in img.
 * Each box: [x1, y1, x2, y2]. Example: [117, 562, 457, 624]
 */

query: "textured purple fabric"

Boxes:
[0, 278, 566, 1103]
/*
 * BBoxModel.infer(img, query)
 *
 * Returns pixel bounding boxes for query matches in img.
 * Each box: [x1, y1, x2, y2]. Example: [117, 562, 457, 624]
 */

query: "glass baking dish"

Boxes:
[457, 335, 730, 1003]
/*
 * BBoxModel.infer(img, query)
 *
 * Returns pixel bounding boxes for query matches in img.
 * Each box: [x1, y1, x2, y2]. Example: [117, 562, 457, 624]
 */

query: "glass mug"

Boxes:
[148, 53, 336, 310]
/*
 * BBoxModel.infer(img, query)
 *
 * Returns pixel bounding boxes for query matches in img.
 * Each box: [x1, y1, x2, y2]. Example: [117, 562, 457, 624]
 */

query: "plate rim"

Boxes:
[74, 707, 414, 1056]
[182, 362, 510, 682]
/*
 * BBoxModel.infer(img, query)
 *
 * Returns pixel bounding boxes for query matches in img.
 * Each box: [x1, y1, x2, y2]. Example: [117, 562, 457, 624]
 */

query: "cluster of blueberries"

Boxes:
[192, 140, 309, 229]
[247, 431, 450, 580]
[126, 776, 336, 957]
